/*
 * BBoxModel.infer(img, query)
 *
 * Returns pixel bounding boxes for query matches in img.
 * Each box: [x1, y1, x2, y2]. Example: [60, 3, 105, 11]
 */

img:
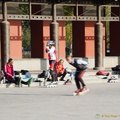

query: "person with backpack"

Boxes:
[4, 58, 31, 85]
[66, 56, 89, 95]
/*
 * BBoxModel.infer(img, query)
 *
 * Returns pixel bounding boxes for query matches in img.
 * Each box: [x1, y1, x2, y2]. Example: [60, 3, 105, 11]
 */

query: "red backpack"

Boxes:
[96, 70, 110, 76]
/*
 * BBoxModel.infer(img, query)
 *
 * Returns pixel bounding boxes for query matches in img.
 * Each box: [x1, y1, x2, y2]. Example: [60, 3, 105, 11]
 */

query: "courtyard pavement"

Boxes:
[0, 77, 120, 120]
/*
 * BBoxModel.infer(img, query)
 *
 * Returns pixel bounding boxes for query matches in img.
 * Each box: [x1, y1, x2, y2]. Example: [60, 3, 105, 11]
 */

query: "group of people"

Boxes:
[3, 40, 89, 94]
[46, 41, 68, 82]
[46, 41, 89, 94]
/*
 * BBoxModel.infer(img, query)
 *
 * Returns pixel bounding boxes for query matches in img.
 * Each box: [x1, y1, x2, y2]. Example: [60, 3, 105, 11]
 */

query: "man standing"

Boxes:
[66, 56, 89, 95]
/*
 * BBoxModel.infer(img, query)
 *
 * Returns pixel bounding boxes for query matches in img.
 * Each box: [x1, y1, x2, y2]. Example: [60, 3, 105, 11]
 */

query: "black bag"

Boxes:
[14, 71, 21, 75]
[21, 70, 29, 75]
[38, 70, 51, 79]
[0, 70, 4, 81]
[111, 65, 120, 71]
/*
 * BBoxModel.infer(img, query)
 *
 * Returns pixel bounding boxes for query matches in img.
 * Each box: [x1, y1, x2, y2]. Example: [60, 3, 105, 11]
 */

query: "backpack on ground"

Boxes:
[111, 65, 120, 71]
[38, 70, 51, 79]
[96, 70, 110, 76]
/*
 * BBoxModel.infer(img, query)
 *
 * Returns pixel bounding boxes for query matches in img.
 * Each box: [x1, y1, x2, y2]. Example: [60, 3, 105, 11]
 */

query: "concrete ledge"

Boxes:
[13, 59, 41, 71]
[0, 56, 120, 71]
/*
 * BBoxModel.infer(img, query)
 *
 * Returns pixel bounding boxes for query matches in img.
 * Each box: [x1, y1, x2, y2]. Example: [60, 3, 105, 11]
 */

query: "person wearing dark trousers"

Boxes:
[4, 58, 31, 85]
[66, 56, 88, 94]
[4, 58, 18, 84]
[46, 41, 57, 82]
[55, 59, 67, 81]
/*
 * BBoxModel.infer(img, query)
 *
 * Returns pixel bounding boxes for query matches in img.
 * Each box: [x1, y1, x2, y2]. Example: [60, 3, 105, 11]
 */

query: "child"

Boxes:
[46, 41, 57, 82]
[55, 59, 67, 81]
[46, 41, 57, 70]
[66, 56, 88, 94]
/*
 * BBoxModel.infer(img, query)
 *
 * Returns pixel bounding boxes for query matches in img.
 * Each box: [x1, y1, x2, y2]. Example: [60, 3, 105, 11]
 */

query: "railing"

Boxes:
[0, 15, 119, 21]
[5, 0, 120, 5]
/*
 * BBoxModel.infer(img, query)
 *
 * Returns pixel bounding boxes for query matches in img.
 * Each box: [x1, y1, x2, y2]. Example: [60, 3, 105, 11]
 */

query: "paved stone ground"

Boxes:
[0, 81, 120, 120]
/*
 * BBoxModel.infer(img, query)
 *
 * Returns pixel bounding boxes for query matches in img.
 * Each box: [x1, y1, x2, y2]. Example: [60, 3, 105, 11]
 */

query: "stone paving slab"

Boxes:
[0, 82, 120, 120]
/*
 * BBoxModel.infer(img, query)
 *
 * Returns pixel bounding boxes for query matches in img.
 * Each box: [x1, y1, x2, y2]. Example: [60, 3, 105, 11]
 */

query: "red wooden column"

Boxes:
[72, 6, 106, 58]
[30, 5, 43, 58]
[72, 21, 106, 57]
[110, 7, 120, 56]
[31, 20, 44, 58]
[72, 21, 85, 57]
[31, 20, 66, 59]
[31, 4, 66, 59]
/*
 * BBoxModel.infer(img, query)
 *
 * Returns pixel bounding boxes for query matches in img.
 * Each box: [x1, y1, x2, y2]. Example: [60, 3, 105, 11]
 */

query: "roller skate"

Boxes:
[63, 79, 72, 85]
[108, 76, 119, 83]
[73, 87, 89, 96]
[46, 81, 58, 88]
[80, 86, 89, 94]
[73, 89, 83, 96]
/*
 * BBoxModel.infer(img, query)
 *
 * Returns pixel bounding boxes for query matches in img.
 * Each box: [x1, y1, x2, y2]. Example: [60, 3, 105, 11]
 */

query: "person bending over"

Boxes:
[66, 56, 88, 94]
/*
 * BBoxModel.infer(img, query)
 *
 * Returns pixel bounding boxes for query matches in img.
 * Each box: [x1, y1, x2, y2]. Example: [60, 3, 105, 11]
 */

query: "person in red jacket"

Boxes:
[55, 59, 67, 81]
[4, 58, 31, 85]
[4, 58, 15, 83]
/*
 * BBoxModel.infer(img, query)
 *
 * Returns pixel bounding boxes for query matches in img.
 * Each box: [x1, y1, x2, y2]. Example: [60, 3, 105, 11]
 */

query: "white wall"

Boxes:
[13, 59, 41, 71]
[8, 56, 120, 71]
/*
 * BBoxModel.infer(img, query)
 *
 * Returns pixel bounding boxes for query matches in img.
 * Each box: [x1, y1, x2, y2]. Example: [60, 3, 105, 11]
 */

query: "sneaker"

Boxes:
[75, 89, 81, 93]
